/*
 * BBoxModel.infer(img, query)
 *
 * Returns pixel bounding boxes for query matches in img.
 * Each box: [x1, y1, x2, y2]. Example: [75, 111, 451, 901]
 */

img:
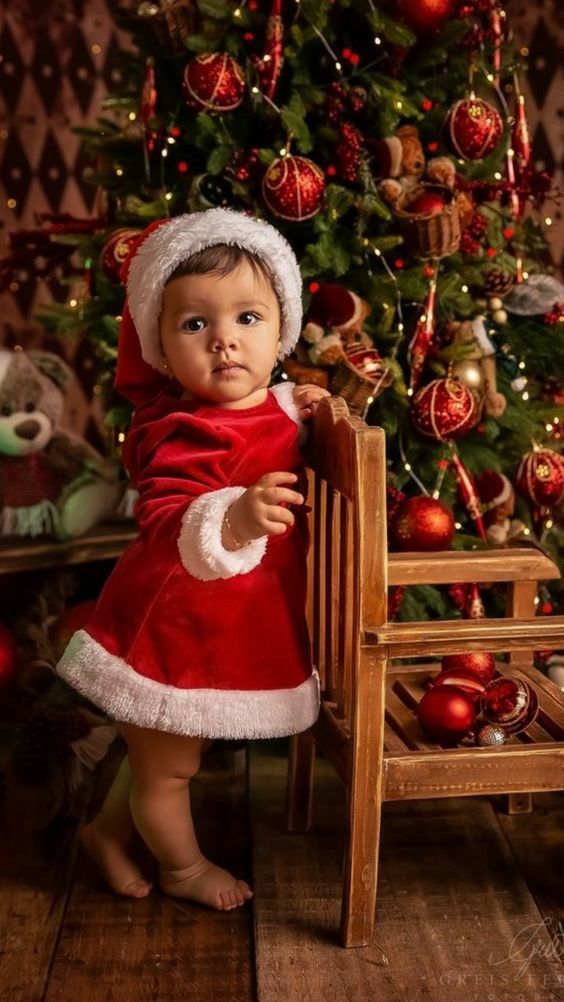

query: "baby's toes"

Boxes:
[238, 879, 253, 899]
[219, 889, 236, 910]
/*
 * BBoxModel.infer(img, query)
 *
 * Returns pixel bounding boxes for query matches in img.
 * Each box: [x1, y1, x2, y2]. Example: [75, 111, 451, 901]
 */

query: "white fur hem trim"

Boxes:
[178, 485, 268, 580]
[127, 208, 303, 375]
[270, 381, 307, 446]
[56, 630, 321, 739]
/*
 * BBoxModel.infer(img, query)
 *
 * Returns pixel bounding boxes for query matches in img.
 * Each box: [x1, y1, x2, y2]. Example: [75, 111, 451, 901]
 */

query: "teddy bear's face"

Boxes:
[0, 352, 62, 457]
[397, 126, 425, 177]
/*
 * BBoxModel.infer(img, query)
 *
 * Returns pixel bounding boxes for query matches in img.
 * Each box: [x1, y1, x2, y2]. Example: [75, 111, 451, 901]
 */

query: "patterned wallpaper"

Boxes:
[0, 0, 562, 438]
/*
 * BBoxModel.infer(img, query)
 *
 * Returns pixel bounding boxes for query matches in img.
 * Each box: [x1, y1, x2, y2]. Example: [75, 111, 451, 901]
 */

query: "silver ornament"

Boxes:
[476, 724, 507, 747]
[504, 274, 564, 316]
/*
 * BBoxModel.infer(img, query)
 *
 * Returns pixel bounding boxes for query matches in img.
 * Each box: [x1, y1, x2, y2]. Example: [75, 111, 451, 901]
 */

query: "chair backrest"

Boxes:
[304, 396, 387, 721]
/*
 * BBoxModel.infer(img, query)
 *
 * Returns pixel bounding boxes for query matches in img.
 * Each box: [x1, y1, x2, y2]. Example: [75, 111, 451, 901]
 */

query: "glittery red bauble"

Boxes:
[395, 0, 455, 34]
[441, 652, 496, 685]
[408, 191, 446, 215]
[431, 668, 485, 702]
[262, 155, 325, 220]
[391, 496, 455, 551]
[515, 449, 564, 509]
[0, 622, 18, 690]
[417, 686, 477, 742]
[480, 676, 539, 735]
[412, 378, 479, 441]
[443, 98, 503, 161]
[183, 53, 245, 114]
[50, 601, 98, 658]
[100, 229, 142, 282]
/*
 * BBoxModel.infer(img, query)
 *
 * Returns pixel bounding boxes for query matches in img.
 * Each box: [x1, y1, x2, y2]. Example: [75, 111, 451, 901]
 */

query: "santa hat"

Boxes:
[307, 282, 365, 331]
[475, 470, 513, 526]
[114, 208, 303, 406]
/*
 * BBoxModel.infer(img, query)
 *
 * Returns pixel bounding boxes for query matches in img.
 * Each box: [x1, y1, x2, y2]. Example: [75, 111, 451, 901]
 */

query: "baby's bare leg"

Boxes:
[80, 753, 153, 898]
[118, 721, 252, 911]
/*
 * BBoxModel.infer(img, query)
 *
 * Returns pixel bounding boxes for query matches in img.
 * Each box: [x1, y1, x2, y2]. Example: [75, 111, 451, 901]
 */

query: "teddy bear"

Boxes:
[300, 281, 373, 366]
[442, 315, 507, 419]
[297, 282, 392, 403]
[367, 124, 473, 227]
[474, 469, 526, 546]
[0, 347, 122, 540]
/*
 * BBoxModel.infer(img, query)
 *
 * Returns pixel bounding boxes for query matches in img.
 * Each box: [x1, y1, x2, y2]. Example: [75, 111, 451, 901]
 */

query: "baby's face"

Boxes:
[159, 259, 281, 408]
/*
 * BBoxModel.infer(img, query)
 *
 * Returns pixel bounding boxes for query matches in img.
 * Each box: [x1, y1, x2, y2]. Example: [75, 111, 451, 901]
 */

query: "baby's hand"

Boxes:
[225, 472, 304, 544]
[292, 383, 331, 420]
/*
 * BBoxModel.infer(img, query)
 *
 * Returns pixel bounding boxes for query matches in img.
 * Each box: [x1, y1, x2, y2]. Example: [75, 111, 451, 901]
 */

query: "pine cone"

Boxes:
[483, 267, 514, 298]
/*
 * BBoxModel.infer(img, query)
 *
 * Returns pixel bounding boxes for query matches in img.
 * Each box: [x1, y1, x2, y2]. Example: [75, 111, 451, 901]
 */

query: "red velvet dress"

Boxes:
[56, 382, 320, 739]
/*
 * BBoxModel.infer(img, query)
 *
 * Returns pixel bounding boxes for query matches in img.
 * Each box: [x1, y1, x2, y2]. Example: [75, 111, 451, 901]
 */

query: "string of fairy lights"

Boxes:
[2, 2, 559, 490]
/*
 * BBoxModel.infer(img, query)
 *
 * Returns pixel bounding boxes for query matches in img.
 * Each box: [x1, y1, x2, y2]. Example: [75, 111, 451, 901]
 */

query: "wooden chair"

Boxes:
[286, 396, 564, 948]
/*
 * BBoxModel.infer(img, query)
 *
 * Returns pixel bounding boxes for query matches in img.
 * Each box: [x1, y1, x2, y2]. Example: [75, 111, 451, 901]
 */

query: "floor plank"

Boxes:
[43, 743, 255, 1002]
[250, 742, 564, 1002]
[495, 791, 564, 934]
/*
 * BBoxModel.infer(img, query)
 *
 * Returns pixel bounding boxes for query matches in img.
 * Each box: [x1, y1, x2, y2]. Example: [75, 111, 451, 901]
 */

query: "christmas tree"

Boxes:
[11, 0, 564, 622]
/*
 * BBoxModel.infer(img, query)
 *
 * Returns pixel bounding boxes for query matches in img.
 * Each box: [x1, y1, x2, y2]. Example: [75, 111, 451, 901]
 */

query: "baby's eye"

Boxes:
[238, 311, 260, 326]
[182, 317, 205, 333]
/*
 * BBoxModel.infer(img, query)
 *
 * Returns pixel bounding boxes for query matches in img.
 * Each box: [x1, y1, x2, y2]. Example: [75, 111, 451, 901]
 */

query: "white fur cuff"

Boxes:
[270, 381, 307, 446]
[178, 486, 267, 580]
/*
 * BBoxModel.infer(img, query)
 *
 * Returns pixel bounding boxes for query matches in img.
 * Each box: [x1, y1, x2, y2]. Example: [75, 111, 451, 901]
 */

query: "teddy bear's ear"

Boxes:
[27, 350, 74, 391]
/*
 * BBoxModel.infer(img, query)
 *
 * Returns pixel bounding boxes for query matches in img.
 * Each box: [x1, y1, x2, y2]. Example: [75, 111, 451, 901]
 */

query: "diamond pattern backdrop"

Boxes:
[0, 0, 562, 440]
[507, 0, 564, 275]
[0, 0, 132, 441]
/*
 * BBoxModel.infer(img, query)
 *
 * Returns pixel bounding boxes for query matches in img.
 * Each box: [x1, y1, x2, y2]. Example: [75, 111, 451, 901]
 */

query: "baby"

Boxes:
[57, 208, 329, 911]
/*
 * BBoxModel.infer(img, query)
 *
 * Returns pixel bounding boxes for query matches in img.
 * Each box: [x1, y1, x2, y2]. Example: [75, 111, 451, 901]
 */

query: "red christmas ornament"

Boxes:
[262, 155, 325, 220]
[417, 685, 477, 743]
[412, 378, 479, 441]
[255, 0, 284, 100]
[395, 0, 456, 35]
[480, 676, 539, 735]
[140, 57, 158, 152]
[443, 98, 503, 161]
[408, 191, 446, 216]
[100, 229, 143, 283]
[515, 448, 564, 509]
[391, 496, 455, 551]
[431, 668, 486, 702]
[183, 53, 245, 114]
[0, 621, 18, 690]
[408, 270, 437, 390]
[441, 652, 496, 685]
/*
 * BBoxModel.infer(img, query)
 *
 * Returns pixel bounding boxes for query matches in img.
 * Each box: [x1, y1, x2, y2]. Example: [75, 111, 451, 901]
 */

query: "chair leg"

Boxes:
[340, 649, 387, 948]
[285, 729, 316, 832]
[504, 792, 534, 815]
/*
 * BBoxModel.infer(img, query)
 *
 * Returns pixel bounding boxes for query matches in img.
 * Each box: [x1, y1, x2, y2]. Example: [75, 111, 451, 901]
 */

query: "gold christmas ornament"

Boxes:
[492, 308, 508, 324]
[451, 358, 484, 394]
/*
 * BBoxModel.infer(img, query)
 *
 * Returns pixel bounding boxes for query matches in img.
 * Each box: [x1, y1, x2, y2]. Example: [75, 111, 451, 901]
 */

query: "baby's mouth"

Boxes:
[213, 361, 244, 372]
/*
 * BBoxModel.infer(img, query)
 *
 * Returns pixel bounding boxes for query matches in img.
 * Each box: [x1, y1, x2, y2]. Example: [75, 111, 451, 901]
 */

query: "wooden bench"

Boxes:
[285, 396, 564, 948]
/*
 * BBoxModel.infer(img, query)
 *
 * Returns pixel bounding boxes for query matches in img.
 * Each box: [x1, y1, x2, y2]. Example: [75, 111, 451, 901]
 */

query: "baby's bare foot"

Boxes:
[80, 820, 153, 898]
[159, 855, 253, 910]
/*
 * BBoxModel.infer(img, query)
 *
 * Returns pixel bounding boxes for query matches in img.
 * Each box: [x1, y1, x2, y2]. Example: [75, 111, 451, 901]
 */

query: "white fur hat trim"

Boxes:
[126, 208, 303, 374]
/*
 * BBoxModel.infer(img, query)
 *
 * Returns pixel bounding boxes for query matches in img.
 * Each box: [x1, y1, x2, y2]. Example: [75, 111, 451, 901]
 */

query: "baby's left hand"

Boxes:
[293, 383, 331, 421]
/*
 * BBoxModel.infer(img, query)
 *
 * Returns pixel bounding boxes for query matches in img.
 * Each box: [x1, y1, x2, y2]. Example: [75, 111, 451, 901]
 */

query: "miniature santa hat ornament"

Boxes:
[114, 208, 303, 406]
[474, 469, 513, 526]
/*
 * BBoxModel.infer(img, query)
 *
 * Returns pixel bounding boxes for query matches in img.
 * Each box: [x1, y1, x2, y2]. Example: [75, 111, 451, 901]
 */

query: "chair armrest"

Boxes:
[364, 616, 564, 657]
[388, 548, 559, 587]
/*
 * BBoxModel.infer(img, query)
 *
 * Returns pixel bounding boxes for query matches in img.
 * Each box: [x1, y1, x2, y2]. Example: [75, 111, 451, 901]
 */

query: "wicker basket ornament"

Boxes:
[393, 183, 461, 260]
[329, 340, 393, 417]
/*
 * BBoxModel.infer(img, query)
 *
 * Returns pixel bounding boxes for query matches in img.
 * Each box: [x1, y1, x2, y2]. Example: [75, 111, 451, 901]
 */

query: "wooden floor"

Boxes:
[2, 738, 564, 1001]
